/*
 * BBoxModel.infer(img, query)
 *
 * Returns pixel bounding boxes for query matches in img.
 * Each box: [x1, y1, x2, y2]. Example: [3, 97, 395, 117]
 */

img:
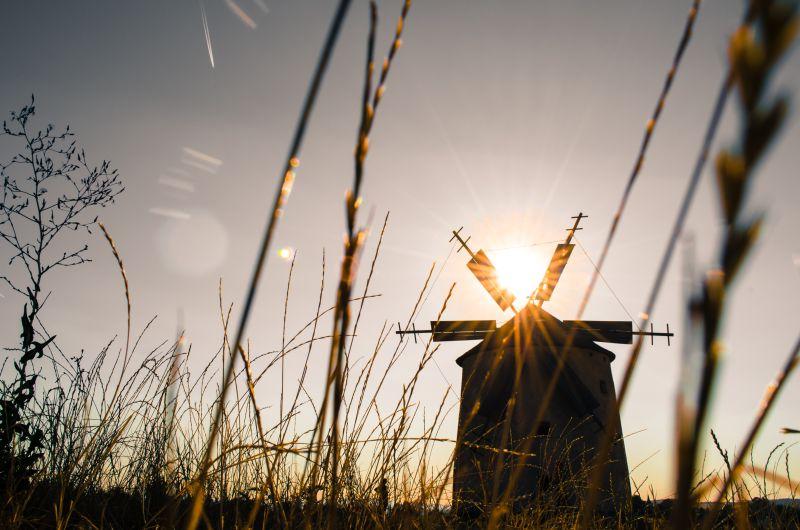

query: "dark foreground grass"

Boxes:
[11, 480, 800, 528]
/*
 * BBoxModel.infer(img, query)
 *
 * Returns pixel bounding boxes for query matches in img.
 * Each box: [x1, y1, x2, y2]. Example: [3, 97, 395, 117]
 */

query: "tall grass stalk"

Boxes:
[577, 2, 766, 524]
[185, 0, 354, 528]
[316, 2, 411, 524]
[672, 1, 798, 526]
[699, 336, 800, 528]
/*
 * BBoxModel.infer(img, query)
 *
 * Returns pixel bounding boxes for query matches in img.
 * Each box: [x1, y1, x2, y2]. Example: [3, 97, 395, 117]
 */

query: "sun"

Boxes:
[487, 246, 548, 304]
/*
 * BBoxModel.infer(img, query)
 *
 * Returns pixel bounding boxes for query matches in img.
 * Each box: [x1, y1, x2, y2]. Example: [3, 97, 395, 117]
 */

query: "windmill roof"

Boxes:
[454, 304, 617, 423]
[455, 305, 616, 367]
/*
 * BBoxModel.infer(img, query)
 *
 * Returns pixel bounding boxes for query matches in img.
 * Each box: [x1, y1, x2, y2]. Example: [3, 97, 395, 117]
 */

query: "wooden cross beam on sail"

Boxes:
[396, 320, 497, 342]
[531, 212, 584, 304]
[450, 227, 517, 313]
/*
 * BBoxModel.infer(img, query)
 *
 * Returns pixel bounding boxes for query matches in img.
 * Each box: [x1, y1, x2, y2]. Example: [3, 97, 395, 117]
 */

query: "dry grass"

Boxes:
[2, 243, 797, 529]
[2, 0, 800, 529]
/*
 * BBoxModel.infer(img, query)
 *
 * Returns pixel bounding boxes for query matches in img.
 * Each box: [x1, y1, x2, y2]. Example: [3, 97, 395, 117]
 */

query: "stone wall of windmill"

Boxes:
[452, 308, 631, 513]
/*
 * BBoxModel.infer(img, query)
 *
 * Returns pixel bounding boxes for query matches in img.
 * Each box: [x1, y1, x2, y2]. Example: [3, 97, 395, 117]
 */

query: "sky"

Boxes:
[1, 0, 799, 498]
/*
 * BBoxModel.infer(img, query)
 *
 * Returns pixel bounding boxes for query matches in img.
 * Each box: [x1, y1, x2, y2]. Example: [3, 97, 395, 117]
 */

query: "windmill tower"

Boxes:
[397, 213, 673, 513]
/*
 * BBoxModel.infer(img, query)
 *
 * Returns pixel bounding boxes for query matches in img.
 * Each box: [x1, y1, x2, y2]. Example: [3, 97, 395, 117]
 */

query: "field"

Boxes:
[1, 0, 800, 528]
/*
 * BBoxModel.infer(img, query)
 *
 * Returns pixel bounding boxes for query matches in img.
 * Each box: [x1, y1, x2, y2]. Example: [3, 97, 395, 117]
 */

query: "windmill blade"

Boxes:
[564, 320, 633, 344]
[534, 243, 574, 302]
[467, 250, 517, 311]
[563, 320, 675, 345]
[531, 213, 586, 304]
[395, 320, 497, 342]
[431, 320, 496, 341]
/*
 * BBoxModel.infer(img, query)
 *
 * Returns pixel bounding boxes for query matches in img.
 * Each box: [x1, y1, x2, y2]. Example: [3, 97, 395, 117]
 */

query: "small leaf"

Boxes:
[744, 96, 788, 168]
[702, 270, 726, 353]
[715, 151, 747, 224]
[729, 27, 767, 111]
[760, 1, 799, 64]
[20, 304, 34, 350]
[21, 336, 56, 363]
[721, 216, 763, 285]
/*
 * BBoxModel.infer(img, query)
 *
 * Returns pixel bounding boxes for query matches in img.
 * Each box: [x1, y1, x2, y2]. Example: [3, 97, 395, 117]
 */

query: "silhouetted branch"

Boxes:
[0, 96, 123, 306]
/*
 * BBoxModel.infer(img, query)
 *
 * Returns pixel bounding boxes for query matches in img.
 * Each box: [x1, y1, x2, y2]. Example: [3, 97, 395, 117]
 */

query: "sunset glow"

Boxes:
[488, 246, 548, 304]
[3, 1, 798, 521]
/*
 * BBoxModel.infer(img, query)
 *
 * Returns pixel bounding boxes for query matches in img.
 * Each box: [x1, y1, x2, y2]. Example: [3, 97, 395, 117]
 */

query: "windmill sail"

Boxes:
[564, 320, 633, 344]
[431, 320, 496, 341]
[534, 243, 574, 302]
[562, 320, 674, 345]
[467, 250, 516, 311]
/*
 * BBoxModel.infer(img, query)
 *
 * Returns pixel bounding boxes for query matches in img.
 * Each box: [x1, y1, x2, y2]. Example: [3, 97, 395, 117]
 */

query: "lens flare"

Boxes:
[156, 210, 228, 276]
[278, 247, 294, 261]
[224, 0, 257, 29]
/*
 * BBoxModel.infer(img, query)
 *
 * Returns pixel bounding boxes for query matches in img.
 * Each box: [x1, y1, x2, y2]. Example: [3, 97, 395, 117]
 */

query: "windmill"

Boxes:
[397, 213, 673, 512]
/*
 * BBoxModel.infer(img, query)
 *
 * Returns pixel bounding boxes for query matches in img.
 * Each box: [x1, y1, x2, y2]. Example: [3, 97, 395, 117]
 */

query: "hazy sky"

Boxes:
[1, 0, 799, 497]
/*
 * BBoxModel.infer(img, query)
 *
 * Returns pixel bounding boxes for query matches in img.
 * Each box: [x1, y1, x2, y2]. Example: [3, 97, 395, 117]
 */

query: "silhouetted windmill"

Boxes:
[397, 213, 673, 512]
